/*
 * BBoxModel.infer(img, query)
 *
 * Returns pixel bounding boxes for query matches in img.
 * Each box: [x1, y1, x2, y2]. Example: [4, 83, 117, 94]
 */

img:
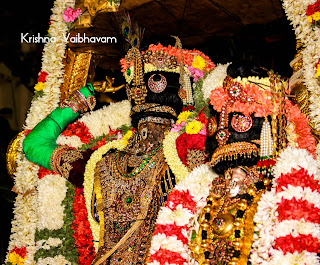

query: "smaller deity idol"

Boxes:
[189, 61, 319, 265]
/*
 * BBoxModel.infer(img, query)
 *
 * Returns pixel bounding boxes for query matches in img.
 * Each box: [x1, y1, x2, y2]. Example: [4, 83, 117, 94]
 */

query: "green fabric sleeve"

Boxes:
[23, 84, 95, 170]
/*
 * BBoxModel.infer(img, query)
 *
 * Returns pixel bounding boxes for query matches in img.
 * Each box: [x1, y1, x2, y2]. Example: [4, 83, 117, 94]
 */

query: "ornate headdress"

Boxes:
[205, 62, 316, 169]
[120, 37, 215, 119]
[204, 63, 289, 170]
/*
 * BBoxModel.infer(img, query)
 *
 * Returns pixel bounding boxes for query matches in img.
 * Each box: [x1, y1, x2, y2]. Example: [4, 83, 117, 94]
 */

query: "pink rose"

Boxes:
[63, 7, 82, 23]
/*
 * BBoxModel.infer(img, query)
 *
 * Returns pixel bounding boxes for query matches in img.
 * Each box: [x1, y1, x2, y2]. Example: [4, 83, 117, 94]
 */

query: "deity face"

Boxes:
[225, 167, 247, 197]
[137, 120, 171, 152]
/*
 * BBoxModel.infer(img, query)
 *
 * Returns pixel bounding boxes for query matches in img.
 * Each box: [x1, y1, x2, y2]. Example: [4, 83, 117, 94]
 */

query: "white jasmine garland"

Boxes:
[36, 238, 63, 250]
[274, 220, 320, 240]
[270, 250, 319, 265]
[56, 100, 132, 148]
[202, 63, 230, 100]
[272, 146, 319, 178]
[278, 185, 320, 208]
[6, 134, 39, 263]
[282, 0, 320, 162]
[36, 174, 67, 230]
[25, 0, 74, 129]
[56, 134, 84, 148]
[37, 255, 72, 265]
[78, 100, 131, 138]
[7, 0, 75, 263]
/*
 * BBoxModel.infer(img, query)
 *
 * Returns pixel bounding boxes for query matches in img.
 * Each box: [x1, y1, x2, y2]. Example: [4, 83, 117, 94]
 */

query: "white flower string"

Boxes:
[281, 0, 320, 155]
[6, 1, 75, 263]
[147, 164, 218, 265]
[201, 63, 231, 100]
[251, 147, 320, 264]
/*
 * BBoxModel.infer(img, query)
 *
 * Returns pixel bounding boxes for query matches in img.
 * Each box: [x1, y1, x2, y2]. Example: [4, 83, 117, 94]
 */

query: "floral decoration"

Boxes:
[7, 247, 27, 265]
[316, 58, 320, 80]
[285, 101, 316, 156]
[63, 6, 82, 23]
[282, 0, 320, 150]
[72, 188, 95, 264]
[147, 164, 218, 265]
[120, 43, 215, 83]
[250, 147, 320, 264]
[306, 0, 320, 27]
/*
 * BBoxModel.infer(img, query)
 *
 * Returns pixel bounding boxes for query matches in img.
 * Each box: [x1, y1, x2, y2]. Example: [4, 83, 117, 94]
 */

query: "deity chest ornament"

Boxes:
[92, 148, 167, 265]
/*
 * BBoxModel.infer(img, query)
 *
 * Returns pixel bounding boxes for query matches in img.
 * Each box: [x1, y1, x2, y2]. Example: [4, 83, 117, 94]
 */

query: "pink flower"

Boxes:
[63, 7, 82, 23]
[170, 121, 186, 132]
[188, 66, 204, 82]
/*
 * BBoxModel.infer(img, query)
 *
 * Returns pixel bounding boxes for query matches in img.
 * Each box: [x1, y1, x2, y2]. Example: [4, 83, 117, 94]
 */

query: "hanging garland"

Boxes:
[251, 147, 320, 264]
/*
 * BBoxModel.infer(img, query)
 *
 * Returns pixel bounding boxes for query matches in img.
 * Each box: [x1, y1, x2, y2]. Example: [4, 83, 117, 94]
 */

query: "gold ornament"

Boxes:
[6, 131, 24, 178]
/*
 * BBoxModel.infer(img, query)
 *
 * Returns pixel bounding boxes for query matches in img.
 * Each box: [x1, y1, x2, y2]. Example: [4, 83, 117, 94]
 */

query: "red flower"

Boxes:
[274, 234, 320, 254]
[197, 112, 208, 125]
[182, 105, 195, 112]
[37, 166, 57, 179]
[306, 1, 320, 16]
[91, 129, 118, 150]
[72, 188, 95, 265]
[154, 224, 189, 244]
[164, 189, 197, 213]
[276, 167, 320, 193]
[62, 121, 92, 144]
[277, 197, 320, 224]
[148, 248, 187, 265]
[37, 71, 49, 83]
[10, 246, 27, 259]
[176, 133, 207, 166]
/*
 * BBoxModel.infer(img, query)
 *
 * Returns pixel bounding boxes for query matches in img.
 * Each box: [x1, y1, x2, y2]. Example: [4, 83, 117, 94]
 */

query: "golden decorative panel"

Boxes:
[60, 49, 99, 100]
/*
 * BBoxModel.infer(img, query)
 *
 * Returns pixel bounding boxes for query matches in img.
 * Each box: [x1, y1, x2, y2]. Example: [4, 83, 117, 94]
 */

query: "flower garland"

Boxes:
[25, 0, 74, 129]
[282, 0, 320, 134]
[306, 0, 320, 27]
[72, 188, 95, 265]
[202, 62, 231, 100]
[285, 101, 317, 156]
[251, 146, 320, 264]
[147, 164, 218, 265]
[163, 131, 190, 183]
[6, 0, 75, 264]
[208, 76, 276, 118]
[56, 100, 131, 148]
[120, 43, 215, 84]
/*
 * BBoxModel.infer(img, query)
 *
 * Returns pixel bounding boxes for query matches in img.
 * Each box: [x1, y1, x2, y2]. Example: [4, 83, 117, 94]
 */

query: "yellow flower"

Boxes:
[121, 130, 133, 145]
[316, 67, 320, 78]
[185, 120, 203, 134]
[309, 12, 320, 22]
[177, 111, 192, 124]
[192, 55, 206, 71]
[8, 252, 25, 265]
[34, 82, 46, 91]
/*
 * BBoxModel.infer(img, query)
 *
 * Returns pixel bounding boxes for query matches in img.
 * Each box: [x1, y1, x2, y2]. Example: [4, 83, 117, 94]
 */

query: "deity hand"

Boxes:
[93, 76, 125, 93]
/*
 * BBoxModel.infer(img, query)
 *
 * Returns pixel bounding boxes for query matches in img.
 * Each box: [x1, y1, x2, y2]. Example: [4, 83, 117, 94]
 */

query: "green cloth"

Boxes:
[23, 84, 95, 170]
